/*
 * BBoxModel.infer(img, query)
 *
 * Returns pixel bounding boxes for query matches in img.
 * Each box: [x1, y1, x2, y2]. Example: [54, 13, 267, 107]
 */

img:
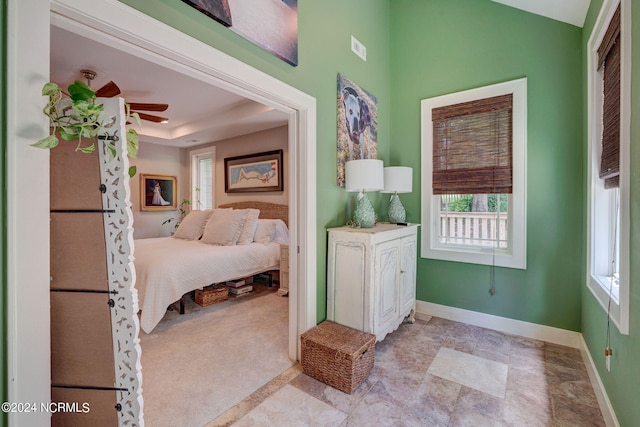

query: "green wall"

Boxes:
[389, 0, 584, 331]
[581, 1, 640, 425]
[117, 0, 392, 321]
[1, 0, 7, 424]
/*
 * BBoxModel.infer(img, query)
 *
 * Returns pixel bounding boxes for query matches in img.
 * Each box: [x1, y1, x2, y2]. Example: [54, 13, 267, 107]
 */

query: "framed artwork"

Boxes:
[229, 0, 298, 66]
[224, 149, 283, 193]
[181, 0, 233, 27]
[337, 74, 378, 187]
[140, 174, 177, 211]
[182, 0, 298, 66]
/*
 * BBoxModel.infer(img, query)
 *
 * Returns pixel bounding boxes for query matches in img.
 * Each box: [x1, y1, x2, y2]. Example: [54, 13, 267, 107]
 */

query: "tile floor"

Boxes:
[208, 315, 606, 426]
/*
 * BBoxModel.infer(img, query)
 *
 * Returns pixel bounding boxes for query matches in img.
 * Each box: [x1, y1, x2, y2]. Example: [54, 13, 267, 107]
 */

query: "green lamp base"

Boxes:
[353, 193, 377, 228]
[388, 193, 406, 223]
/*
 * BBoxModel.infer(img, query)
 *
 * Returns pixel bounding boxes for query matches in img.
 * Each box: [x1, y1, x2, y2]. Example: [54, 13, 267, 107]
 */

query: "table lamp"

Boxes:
[345, 159, 384, 228]
[382, 166, 412, 223]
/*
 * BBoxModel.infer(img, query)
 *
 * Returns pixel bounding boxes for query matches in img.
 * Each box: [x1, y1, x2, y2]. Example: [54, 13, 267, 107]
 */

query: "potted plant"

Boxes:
[162, 188, 202, 229]
[31, 80, 140, 177]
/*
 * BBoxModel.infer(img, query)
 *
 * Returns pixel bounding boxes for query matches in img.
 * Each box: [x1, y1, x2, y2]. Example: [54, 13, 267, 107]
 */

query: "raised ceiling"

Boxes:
[50, 25, 289, 148]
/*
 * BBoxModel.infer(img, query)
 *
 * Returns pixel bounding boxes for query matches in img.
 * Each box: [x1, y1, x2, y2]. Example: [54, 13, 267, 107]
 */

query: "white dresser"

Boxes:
[327, 223, 419, 341]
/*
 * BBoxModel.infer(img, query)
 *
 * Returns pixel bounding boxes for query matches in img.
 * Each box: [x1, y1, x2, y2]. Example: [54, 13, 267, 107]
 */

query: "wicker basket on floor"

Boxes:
[194, 285, 228, 306]
[300, 321, 375, 394]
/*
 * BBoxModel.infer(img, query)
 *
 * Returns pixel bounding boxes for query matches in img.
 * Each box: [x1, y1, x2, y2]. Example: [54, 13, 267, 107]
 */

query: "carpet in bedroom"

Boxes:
[139, 285, 292, 426]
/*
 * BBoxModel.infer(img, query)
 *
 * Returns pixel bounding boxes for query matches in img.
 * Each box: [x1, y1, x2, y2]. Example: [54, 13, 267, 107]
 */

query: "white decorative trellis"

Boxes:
[97, 98, 144, 426]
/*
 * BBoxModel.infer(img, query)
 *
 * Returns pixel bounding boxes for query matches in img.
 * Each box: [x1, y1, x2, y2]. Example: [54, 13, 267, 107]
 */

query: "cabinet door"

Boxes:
[374, 239, 400, 336]
[399, 234, 417, 315]
[329, 240, 367, 331]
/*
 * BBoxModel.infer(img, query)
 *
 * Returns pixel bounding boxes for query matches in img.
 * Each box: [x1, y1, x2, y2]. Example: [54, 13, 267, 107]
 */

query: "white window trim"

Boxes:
[586, 0, 630, 335]
[190, 146, 216, 210]
[421, 78, 527, 269]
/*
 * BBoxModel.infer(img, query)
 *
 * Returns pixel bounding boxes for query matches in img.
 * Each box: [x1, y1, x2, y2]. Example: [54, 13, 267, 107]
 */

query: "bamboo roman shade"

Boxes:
[432, 94, 513, 195]
[598, 4, 621, 189]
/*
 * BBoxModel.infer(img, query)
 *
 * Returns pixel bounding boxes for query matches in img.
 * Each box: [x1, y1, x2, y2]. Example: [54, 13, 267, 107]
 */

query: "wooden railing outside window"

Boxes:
[439, 212, 508, 248]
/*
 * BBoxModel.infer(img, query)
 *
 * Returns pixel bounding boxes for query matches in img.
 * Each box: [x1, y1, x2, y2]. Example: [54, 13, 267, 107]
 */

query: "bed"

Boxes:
[134, 202, 289, 333]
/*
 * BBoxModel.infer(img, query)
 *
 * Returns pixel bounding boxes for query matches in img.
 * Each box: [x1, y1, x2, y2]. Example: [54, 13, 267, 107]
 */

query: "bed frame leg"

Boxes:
[168, 295, 186, 314]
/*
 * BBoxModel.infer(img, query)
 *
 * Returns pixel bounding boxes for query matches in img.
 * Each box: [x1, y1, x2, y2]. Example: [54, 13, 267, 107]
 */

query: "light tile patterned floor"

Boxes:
[208, 316, 606, 427]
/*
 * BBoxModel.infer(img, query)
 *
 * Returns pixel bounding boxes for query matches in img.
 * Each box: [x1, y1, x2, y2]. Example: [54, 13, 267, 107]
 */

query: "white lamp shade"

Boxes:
[345, 159, 384, 192]
[382, 166, 412, 193]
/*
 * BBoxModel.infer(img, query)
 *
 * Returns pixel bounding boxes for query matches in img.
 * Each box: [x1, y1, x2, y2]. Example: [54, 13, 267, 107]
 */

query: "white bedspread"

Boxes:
[134, 237, 281, 333]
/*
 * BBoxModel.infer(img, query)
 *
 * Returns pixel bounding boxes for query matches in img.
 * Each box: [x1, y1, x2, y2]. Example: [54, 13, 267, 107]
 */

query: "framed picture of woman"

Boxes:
[140, 174, 177, 211]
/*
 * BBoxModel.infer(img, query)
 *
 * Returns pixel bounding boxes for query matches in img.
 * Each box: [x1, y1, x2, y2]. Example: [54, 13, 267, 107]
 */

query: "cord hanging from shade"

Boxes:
[605, 189, 619, 359]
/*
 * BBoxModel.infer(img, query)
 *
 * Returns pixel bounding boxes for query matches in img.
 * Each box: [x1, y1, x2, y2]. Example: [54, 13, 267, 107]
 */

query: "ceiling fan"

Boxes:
[80, 69, 169, 123]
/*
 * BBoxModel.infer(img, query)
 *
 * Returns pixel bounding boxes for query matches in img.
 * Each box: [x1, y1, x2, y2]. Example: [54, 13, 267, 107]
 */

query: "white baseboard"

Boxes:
[415, 300, 582, 348]
[415, 300, 619, 426]
[580, 336, 620, 427]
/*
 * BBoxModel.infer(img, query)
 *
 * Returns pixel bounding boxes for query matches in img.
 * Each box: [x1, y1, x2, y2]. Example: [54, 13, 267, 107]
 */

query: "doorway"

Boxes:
[7, 0, 317, 424]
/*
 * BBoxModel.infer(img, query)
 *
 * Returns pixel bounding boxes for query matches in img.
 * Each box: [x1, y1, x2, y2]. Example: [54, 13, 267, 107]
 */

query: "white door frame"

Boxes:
[7, 0, 316, 424]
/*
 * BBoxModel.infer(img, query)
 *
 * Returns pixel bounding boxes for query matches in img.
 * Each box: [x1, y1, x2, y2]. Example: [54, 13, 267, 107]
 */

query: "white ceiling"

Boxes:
[50, 25, 289, 148]
[492, 0, 591, 27]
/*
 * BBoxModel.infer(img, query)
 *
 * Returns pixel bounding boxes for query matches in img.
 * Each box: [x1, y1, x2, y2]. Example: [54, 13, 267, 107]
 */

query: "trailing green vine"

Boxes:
[162, 188, 202, 229]
[31, 80, 140, 177]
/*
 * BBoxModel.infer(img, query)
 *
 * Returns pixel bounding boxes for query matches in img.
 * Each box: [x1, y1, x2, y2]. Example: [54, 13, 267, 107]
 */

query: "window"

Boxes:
[421, 78, 527, 269]
[439, 193, 509, 249]
[190, 147, 216, 210]
[587, 0, 629, 334]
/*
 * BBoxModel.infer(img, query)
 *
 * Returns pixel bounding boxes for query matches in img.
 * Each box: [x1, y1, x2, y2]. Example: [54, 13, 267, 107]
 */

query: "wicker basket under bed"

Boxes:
[300, 321, 375, 394]
[194, 285, 228, 306]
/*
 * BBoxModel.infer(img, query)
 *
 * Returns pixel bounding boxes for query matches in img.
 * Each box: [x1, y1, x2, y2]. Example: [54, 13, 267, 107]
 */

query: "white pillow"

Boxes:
[201, 208, 248, 246]
[237, 209, 260, 245]
[272, 220, 289, 244]
[253, 219, 277, 245]
[172, 210, 213, 240]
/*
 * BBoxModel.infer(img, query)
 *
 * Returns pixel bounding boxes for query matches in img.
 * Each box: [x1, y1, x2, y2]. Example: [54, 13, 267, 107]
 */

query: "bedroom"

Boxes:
[4, 0, 640, 426]
[48, 20, 298, 424]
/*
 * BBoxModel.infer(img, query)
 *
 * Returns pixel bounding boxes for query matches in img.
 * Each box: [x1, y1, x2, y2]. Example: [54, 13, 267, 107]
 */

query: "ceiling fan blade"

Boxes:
[95, 80, 121, 97]
[135, 111, 169, 123]
[128, 102, 169, 112]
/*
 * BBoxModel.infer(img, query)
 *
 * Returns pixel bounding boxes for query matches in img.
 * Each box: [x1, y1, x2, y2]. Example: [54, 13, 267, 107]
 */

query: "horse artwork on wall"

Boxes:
[336, 74, 378, 187]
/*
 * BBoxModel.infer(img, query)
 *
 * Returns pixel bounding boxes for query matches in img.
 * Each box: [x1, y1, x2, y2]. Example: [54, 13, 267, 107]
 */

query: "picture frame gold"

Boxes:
[140, 174, 177, 211]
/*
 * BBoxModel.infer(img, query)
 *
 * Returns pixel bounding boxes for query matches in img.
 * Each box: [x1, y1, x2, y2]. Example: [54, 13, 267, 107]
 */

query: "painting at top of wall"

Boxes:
[182, 0, 298, 66]
[229, 0, 298, 66]
[181, 0, 233, 26]
[337, 74, 378, 187]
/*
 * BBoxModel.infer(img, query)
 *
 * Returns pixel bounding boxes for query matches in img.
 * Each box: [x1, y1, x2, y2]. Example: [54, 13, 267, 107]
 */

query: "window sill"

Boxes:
[422, 244, 526, 270]
[587, 273, 624, 333]
[594, 274, 620, 303]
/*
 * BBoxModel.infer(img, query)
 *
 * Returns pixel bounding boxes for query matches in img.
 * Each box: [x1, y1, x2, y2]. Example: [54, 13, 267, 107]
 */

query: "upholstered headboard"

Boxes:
[218, 201, 289, 226]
